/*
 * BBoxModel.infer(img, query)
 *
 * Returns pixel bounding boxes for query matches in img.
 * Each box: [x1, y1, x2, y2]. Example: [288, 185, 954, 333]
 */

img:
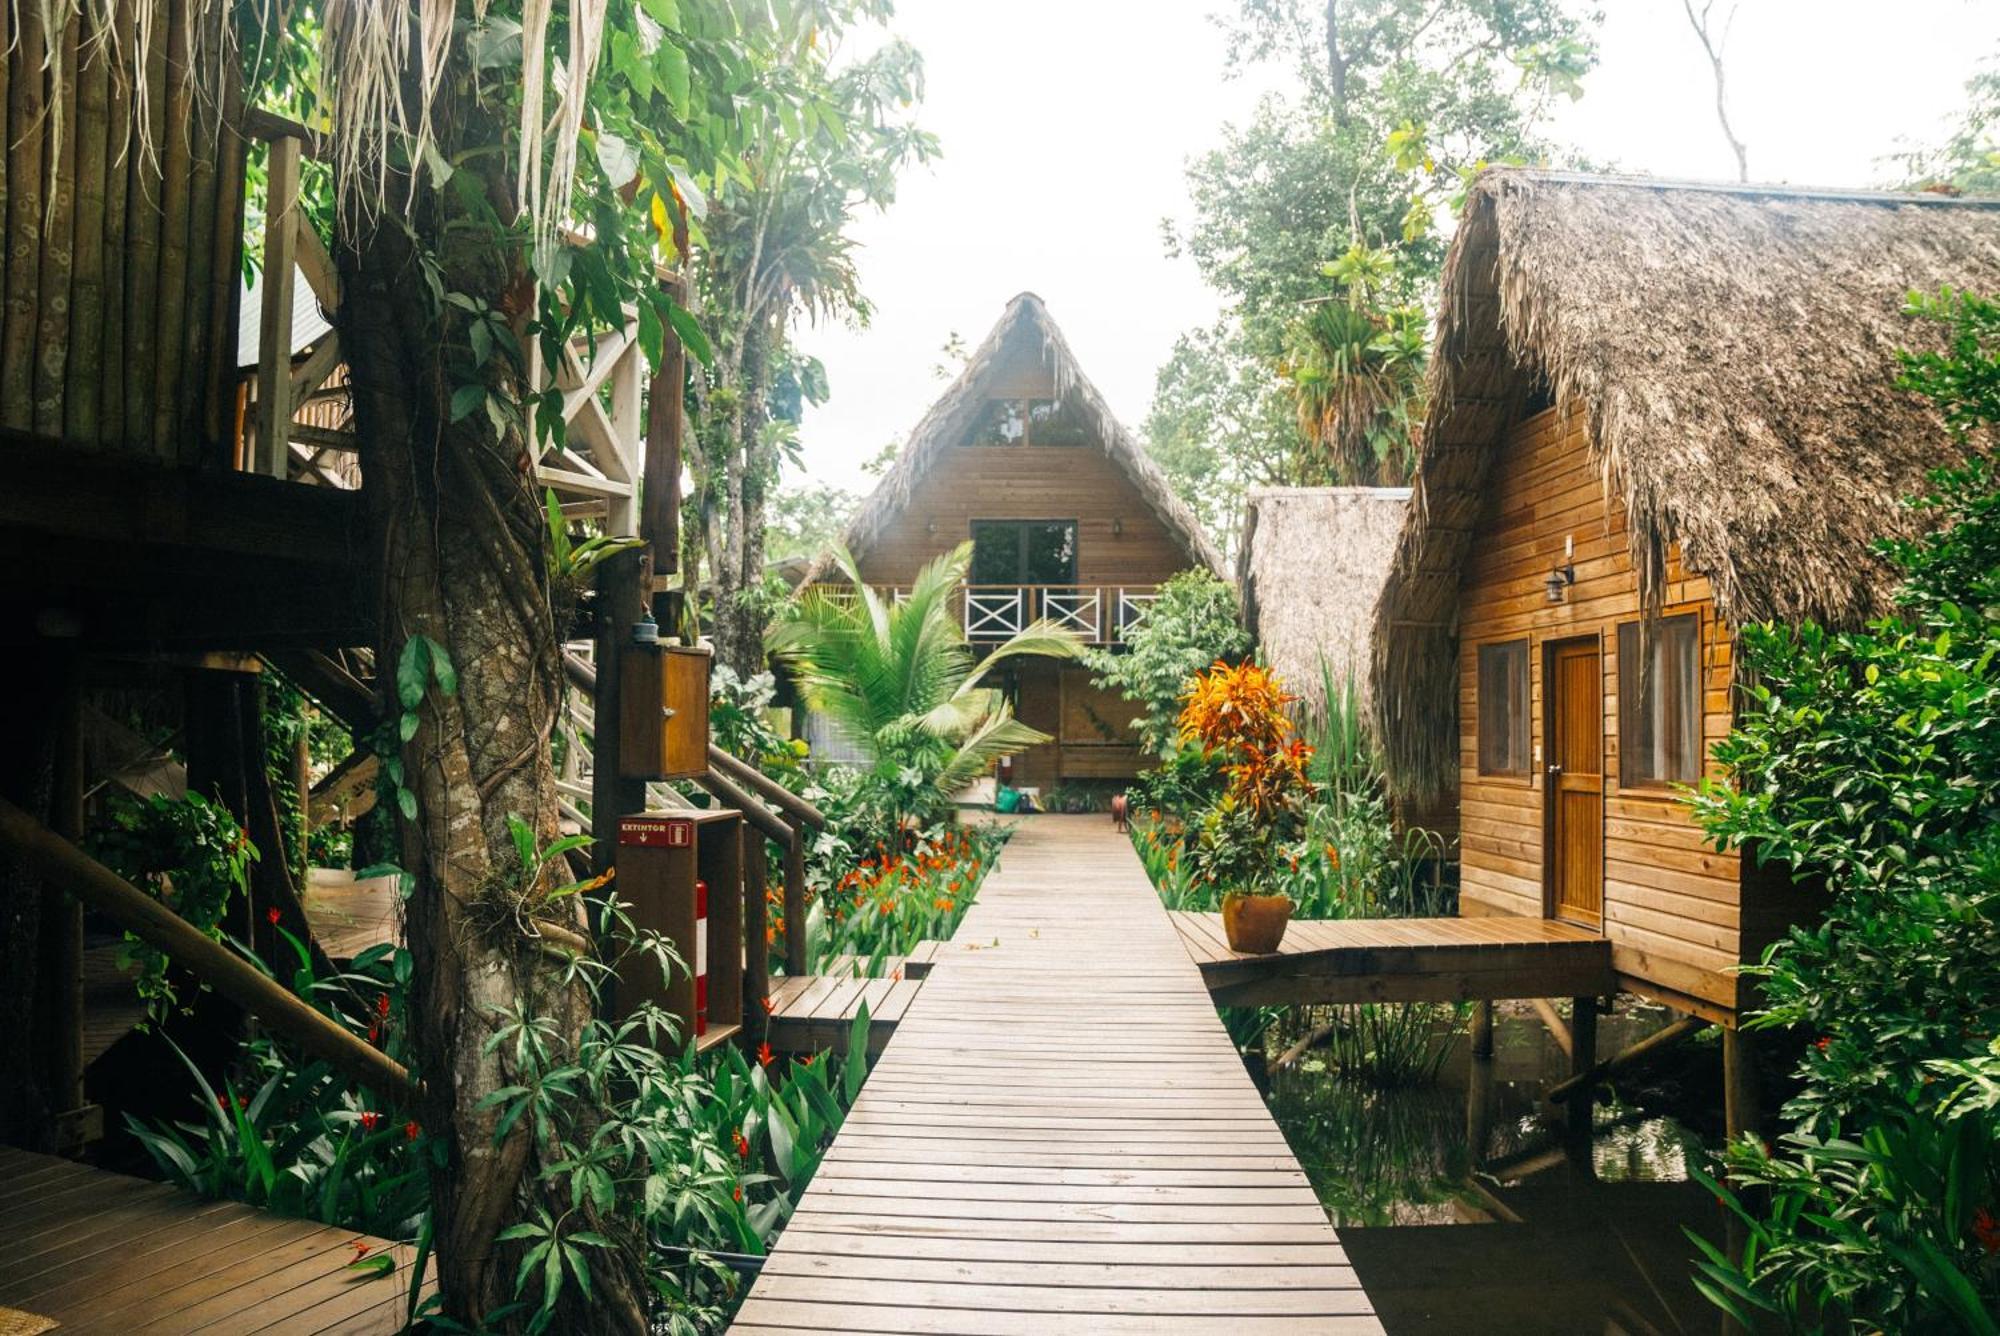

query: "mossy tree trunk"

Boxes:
[332, 53, 647, 1336]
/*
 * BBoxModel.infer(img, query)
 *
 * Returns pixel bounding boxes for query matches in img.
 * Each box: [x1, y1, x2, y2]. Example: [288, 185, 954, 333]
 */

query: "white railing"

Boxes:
[963, 587, 1026, 639]
[1041, 587, 1102, 640]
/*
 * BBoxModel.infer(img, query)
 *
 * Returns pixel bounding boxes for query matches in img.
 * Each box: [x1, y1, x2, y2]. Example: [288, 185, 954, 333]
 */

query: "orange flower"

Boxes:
[757, 1042, 775, 1068]
[759, 994, 774, 1015]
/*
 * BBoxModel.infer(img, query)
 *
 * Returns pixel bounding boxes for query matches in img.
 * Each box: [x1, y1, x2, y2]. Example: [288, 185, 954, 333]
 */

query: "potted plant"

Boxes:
[1176, 661, 1316, 955]
[1190, 795, 1294, 953]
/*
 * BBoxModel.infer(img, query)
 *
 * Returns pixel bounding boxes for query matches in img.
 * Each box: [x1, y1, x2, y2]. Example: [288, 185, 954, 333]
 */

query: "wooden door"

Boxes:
[1546, 638, 1603, 927]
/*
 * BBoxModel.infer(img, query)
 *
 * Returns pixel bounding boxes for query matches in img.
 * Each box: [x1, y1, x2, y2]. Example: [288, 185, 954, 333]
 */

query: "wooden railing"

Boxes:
[822, 583, 1159, 644]
[239, 116, 656, 538]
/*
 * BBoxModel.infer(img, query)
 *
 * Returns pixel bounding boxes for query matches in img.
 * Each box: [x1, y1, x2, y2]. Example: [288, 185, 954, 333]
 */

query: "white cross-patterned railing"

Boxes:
[1115, 588, 1158, 640]
[1041, 587, 1102, 640]
[963, 587, 1026, 640]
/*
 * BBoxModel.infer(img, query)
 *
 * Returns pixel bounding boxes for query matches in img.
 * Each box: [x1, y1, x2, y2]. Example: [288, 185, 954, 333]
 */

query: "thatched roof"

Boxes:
[1238, 487, 1410, 712]
[1374, 169, 2000, 797]
[832, 292, 1226, 577]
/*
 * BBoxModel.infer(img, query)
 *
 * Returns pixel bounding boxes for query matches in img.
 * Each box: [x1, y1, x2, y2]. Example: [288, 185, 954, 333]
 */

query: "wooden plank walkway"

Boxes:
[0, 1147, 428, 1333]
[1170, 911, 1615, 1007]
[732, 814, 1378, 1333]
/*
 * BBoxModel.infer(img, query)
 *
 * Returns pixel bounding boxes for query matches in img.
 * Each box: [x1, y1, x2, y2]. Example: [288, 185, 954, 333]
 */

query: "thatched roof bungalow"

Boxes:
[1237, 486, 1410, 713]
[834, 293, 1226, 580]
[815, 292, 1225, 787]
[1371, 169, 1999, 1025]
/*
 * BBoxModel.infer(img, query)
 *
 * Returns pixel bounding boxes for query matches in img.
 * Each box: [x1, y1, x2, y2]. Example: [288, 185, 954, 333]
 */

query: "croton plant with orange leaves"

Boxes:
[1176, 661, 1315, 893]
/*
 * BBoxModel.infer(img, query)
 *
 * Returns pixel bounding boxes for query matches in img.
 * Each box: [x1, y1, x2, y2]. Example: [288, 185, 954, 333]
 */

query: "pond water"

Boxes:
[1254, 1000, 1733, 1335]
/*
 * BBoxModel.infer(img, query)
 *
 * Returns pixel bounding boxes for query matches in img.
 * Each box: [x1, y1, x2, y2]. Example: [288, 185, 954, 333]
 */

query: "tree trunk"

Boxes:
[332, 90, 647, 1336]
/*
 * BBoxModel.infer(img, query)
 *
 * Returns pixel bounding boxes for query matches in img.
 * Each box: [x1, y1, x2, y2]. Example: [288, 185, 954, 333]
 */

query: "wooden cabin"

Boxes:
[1372, 171, 2000, 1027]
[827, 293, 1226, 788]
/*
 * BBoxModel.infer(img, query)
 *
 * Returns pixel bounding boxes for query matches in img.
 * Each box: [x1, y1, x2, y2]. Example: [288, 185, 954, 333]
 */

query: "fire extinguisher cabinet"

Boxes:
[614, 810, 744, 1048]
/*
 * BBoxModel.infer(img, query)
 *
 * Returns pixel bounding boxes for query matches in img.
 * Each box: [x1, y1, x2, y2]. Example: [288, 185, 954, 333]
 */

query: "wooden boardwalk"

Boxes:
[1170, 911, 1614, 1007]
[0, 1147, 426, 1333]
[732, 814, 1378, 1333]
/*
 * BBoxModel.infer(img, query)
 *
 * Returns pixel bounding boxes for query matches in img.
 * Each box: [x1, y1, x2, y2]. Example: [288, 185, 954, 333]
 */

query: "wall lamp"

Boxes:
[1545, 535, 1576, 604]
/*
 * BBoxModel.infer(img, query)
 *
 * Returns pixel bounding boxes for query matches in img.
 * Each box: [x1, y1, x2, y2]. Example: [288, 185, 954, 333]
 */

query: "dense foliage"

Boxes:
[133, 898, 881, 1333]
[92, 792, 256, 1020]
[767, 542, 1082, 838]
[1687, 290, 2000, 1332]
[1084, 568, 1252, 757]
[1148, 0, 1598, 543]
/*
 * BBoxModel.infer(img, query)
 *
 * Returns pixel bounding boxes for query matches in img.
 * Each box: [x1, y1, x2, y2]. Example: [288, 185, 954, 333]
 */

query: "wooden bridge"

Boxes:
[731, 815, 1379, 1333]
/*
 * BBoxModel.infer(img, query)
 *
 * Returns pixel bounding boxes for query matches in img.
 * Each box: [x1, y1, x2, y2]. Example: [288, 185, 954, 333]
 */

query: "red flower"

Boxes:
[757, 1042, 774, 1068]
[734, 1131, 750, 1159]
[1974, 1208, 2000, 1255]
[350, 1239, 372, 1260]
[266, 907, 282, 926]
[404, 1120, 421, 1141]
[377, 993, 391, 1019]
[367, 1024, 381, 1046]
[732, 1184, 743, 1202]
[1815, 1036, 1831, 1052]
[759, 995, 774, 1016]
[358, 1111, 382, 1132]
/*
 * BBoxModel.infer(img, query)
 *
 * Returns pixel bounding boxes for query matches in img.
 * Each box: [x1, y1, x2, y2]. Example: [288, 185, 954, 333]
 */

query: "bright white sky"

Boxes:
[791, 0, 2000, 496]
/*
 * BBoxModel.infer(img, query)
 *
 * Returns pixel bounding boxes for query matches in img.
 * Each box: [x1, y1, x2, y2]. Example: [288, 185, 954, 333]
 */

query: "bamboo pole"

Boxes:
[33, 12, 79, 438]
[0, 794, 420, 1104]
[97, 0, 134, 445]
[122, 0, 167, 448]
[65, 15, 111, 445]
[149, 0, 194, 457]
[174, 0, 221, 464]
[2, 0, 46, 431]
[203, 42, 246, 450]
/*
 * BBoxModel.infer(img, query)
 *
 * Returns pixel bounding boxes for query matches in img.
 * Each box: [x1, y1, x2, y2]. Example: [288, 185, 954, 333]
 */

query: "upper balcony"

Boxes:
[831, 583, 1159, 646]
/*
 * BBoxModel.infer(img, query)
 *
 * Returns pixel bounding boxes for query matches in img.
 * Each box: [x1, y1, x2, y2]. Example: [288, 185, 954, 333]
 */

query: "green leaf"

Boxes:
[658, 43, 690, 120]
[397, 787, 417, 822]
[664, 300, 711, 367]
[396, 638, 431, 711]
[449, 383, 486, 423]
[347, 1252, 395, 1278]
[429, 640, 459, 695]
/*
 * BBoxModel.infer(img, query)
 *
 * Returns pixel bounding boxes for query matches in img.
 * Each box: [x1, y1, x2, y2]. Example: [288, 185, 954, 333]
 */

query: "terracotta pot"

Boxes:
[1221, 891, 1292, 955]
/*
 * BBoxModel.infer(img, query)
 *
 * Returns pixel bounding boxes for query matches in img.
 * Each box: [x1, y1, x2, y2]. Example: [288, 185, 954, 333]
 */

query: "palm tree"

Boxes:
[769, 542, 1084, 826]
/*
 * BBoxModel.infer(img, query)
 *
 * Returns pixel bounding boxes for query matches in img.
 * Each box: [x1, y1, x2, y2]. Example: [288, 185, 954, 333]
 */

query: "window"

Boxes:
[963, 397, 1088, 447]
[1618, 615, 1702, 786]
[1477, 640, 1530, 776]
[970, 520, 1077, 585]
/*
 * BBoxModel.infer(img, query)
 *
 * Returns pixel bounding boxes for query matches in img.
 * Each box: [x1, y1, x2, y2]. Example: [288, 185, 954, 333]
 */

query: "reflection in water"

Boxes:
[1261, 1001, 1732, 1334]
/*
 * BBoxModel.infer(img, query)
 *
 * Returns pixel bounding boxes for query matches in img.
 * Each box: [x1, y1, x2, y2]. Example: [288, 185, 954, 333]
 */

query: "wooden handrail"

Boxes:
[707, 746, 825, 830]
[692, 769, 792, 846]
[0, 796, 420, 1105]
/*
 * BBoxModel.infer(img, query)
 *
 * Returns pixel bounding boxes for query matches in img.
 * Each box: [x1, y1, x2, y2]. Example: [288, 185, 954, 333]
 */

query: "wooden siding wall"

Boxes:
[851, 345, 1194, 589]
[852, 443, 1189, 588]
[1457, 401, 1744, 1020]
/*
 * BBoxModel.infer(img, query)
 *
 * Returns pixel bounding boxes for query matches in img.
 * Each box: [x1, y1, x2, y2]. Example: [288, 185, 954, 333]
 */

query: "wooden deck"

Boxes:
[0, 1147, 427, 1333]
[1170, 911, 1615, 1007]
[732, 814, 1378, 1333]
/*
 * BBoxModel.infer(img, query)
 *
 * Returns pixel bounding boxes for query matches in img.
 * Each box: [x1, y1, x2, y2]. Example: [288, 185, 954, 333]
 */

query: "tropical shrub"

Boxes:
[133, 890, 881, 1333]
[1177, 660, 1314, 894]
[1086, 567, 1250, 757]
[768, 542, 1082, 840]
[92, 791, 256, 1021]
[1686, 289, 2000, 1332]
[783, 824, 999, 975]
